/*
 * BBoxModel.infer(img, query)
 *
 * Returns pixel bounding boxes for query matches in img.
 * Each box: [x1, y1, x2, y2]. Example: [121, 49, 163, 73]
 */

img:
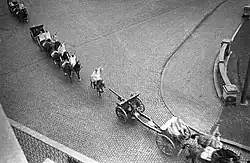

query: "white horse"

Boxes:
[90, 67, 103, 88]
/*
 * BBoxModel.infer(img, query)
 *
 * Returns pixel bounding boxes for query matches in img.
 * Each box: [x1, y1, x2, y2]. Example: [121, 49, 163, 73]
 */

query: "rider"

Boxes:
[90, 67, 104, 89]
[45, 30, 52, 42]
[15, 3, 25, 15]
[69, 54, 77, 68]
[209, 131, 223, 149]
[57, 42, 66, 57]
[38, 30, 47, 44]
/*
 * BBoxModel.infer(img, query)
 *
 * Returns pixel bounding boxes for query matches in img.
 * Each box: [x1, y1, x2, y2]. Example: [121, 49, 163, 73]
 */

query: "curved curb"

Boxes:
[159, 0, 250, 153]
[159, 0, 229, 121]
[213, 54, 223, 99]
[159, 0, 229, 115]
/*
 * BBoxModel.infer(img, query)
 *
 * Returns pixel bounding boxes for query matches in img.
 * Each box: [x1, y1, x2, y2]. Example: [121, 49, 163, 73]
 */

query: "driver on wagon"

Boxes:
[38, 31, 47, 42]
[45, 30, 52, 42]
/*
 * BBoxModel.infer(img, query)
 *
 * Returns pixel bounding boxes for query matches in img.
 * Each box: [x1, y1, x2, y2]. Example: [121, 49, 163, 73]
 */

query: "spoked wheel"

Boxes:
[156, 134, 175, 156]
[115, 106, 128, 124]
[135, 97, 145, 113]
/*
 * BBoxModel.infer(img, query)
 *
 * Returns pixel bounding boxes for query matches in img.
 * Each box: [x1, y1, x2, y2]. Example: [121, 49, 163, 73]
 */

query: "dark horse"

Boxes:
[51, 51, 62, 68]
[62, 51, 70, 61]
[42, 40, 61, 54]
[94, 80, 105, 97]
[16, 8, 28, 23]
[42, 40, 62, 67]
[62, 61, 81, 82]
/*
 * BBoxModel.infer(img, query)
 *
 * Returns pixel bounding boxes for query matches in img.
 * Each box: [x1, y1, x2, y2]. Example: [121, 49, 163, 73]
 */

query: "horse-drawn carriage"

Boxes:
[109, 88, 191, 156]
[7, 0, 28, 23]
[30, 24, 45, 43]
[30, 24, 58, 52]
[109, 88, 241, 162]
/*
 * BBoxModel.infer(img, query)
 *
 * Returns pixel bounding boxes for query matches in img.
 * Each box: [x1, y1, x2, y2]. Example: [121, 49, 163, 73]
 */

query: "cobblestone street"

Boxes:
[0, 0, 249, 162]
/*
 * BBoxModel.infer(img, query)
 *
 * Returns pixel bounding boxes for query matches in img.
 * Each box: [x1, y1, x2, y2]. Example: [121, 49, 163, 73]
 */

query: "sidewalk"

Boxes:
[217, 19, 250, 147]
[0, 104, 28, 163]
[160, 0, 250, 160]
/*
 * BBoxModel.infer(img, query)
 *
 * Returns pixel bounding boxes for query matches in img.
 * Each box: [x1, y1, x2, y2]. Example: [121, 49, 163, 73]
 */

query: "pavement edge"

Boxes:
[159, 0, 250, 153]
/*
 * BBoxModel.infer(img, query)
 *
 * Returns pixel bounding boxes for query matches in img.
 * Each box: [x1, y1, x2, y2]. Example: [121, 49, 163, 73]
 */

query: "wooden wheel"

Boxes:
[135, 97, 145, 113]
[156, 134, 175, 156]
[115, 106, 128, 124]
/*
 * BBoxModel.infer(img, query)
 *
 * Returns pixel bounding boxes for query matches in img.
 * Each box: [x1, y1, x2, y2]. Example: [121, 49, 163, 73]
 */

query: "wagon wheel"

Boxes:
[135, 97, 145, 113]
[115, 106, 128, 124]
[156, 133, 175, 156]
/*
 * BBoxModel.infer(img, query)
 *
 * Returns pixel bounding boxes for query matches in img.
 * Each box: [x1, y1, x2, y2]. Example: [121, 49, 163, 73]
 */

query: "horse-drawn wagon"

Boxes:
[30, 24, 58, 53]
[109, 88, 191, 156]
[29, 24, 45, 43]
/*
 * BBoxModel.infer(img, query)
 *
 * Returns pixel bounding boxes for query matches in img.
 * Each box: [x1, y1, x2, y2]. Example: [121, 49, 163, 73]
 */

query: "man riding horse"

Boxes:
[62, 54, 81, 81]
[90, 67, 105, 92]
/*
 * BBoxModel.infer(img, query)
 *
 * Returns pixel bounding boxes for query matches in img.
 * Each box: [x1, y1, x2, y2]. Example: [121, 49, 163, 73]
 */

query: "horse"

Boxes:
[95, 80, 106, 97]
[90, 67, 103, 89]
[42, 40, 61, 54]
[62, 51, 70, 61]
[17, 8, 28, 23]
[62, 61, 74, 81]
[73, 60, 82, 82]
[51, 51, 62, 68]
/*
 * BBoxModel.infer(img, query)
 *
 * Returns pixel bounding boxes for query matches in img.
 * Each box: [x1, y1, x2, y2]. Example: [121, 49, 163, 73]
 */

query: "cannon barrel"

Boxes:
[108, 88, 125, 102]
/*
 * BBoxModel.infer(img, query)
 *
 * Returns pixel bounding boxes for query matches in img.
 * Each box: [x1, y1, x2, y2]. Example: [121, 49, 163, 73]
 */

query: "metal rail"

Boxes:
[133, 111, 162, 134]
[108, 88, 125, 102]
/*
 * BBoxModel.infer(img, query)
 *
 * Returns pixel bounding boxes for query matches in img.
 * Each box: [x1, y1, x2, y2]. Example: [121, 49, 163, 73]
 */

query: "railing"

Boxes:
[217, 39, 238, 105]
[9, 119, 99, 163]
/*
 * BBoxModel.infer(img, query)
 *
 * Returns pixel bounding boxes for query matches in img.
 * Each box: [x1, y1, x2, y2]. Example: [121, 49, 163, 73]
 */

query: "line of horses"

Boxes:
[39, 36, 82, 82]
[34, 29, 105, 96]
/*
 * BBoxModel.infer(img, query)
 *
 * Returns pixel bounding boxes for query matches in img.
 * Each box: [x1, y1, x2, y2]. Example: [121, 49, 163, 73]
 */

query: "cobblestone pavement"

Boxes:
[1, 0, 248, 162]
[161, 0, 250, 161]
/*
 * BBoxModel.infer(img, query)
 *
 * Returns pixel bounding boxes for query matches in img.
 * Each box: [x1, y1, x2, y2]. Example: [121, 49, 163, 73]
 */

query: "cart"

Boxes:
[29, 24, 45, 44]
[109, 88, 191, 156]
